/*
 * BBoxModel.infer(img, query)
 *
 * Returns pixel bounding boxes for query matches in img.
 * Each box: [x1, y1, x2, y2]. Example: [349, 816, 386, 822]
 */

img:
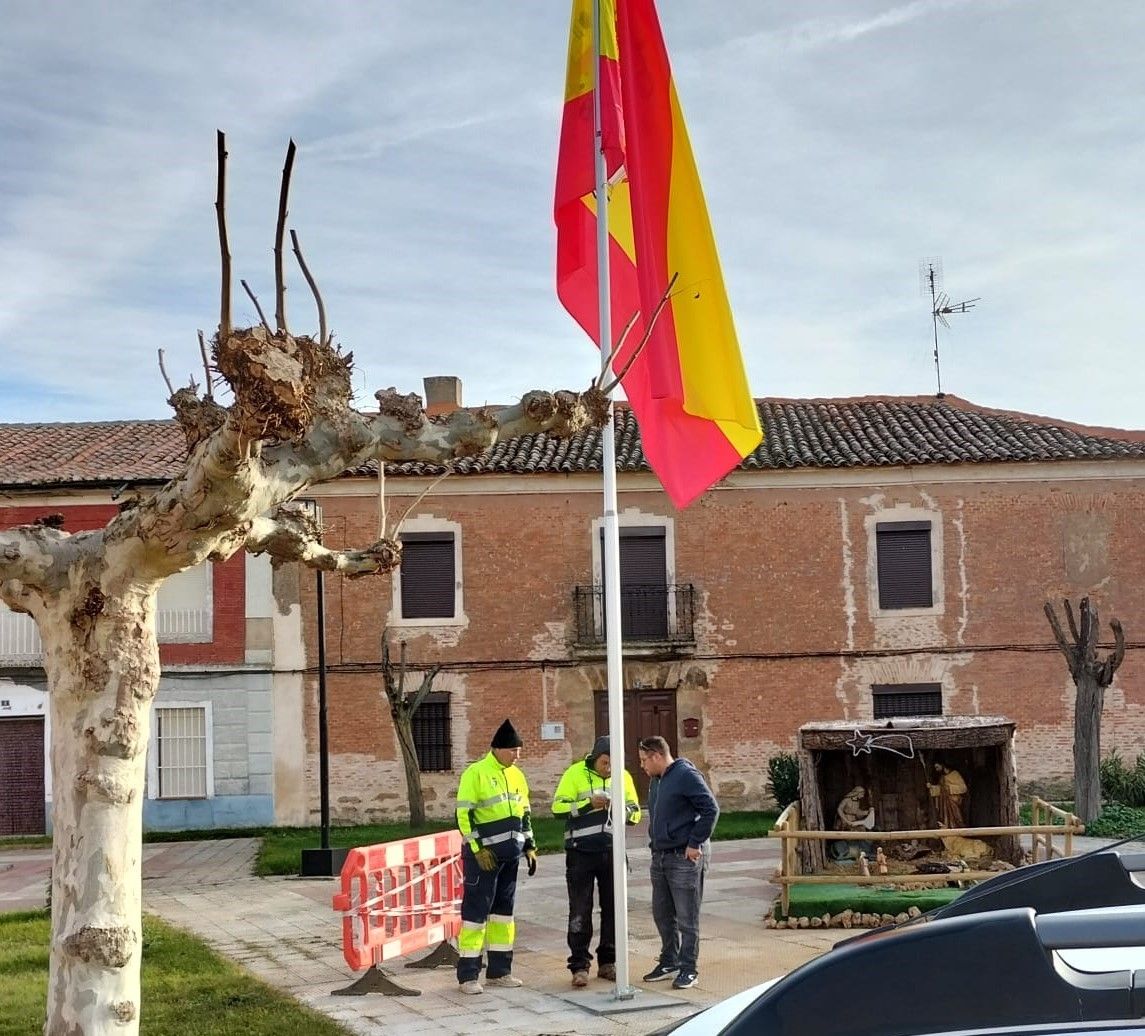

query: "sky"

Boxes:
[1, 2, 1143, 429]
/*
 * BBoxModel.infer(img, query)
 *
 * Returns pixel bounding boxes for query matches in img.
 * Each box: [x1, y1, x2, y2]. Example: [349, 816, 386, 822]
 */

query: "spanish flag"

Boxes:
[555, 0, 762, 509]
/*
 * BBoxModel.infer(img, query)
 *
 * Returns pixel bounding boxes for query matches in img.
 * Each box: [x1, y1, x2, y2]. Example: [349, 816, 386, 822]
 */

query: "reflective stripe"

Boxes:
[565, 822, 607, 841]
[486, 914, 515, 953]
[483, 830, 525, 846]
[487, 943, 513, 952]
[474, 792, 510, 809]
[456, 799, 478, 809]
[458, 920, 486, 957]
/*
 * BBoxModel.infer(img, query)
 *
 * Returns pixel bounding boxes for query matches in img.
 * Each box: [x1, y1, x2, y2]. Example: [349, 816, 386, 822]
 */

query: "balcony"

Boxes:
[573, 584, 696, 654]
[0, 607, 212, 665]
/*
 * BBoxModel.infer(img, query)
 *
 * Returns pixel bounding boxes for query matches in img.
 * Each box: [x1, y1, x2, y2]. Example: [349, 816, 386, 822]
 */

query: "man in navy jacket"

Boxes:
[637, 735, 719, 990]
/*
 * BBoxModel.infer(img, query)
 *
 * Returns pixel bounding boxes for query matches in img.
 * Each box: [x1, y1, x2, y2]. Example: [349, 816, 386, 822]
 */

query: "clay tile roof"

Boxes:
[3, 396, 1145, 490]
[0, 420, 186, 489]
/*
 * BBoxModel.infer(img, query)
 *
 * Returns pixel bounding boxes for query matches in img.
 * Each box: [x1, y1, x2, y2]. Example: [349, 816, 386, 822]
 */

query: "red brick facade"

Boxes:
[302, 462, 1145, 822]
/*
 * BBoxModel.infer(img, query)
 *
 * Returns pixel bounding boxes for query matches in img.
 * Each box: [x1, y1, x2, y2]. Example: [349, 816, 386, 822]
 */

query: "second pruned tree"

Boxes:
[1043, 597, 1126, 823]
[381, 631, 442, 827]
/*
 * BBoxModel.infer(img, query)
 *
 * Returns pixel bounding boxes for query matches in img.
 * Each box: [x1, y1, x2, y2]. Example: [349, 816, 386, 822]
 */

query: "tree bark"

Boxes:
[43, 582, 159, 1036]
[1073, 670, 1104, 824]
[393, 714, 427, 827]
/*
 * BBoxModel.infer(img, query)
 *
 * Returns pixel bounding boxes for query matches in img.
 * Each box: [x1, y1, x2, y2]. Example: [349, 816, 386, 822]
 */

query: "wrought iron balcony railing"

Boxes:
[573, 584, 696, 646]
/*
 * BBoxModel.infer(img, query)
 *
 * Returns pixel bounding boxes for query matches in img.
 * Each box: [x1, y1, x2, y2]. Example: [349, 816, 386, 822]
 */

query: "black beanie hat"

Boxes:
[587, 736, 610, 766]
[491, 718, 523, 749]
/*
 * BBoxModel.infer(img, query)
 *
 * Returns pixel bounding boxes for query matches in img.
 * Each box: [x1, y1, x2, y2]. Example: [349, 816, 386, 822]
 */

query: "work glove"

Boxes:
[474, 847, 497, 872]
[525, 850, 538, 877]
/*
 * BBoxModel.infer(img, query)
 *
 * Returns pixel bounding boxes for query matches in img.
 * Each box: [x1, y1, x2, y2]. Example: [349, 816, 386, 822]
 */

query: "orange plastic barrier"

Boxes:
[332, 830, 463, 971]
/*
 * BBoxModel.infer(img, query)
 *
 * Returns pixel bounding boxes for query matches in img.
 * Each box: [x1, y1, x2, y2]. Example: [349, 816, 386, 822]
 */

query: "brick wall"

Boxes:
[299, 468, 1145, 821]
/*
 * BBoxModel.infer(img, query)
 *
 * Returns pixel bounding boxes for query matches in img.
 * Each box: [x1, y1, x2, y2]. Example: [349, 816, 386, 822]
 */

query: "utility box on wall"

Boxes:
[540, 722, 565, 741]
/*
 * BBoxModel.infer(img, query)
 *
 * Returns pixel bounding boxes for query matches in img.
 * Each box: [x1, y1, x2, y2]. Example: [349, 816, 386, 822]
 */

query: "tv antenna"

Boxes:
[919, 258, 979, 397]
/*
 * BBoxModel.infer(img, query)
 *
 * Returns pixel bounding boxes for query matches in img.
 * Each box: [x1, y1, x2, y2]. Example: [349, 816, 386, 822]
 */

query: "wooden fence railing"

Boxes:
[768, 798, 1084, 916]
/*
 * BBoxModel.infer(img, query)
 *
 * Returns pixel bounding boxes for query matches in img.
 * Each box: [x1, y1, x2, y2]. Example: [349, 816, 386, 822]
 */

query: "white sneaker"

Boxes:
[486, 974, 523, 988]
[459, 980, 484, 995]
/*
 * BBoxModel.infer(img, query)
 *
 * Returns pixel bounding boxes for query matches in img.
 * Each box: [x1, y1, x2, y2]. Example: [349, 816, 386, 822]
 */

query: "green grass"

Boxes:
[0, 910, 350, 1036]
[776, 882, 962, 920]
[258, 810, 777, 876]
[0, 827, 284, 852]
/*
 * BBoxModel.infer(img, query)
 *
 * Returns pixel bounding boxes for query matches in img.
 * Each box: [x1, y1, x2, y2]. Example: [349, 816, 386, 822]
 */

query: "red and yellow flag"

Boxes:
[555, 0, 762, 509]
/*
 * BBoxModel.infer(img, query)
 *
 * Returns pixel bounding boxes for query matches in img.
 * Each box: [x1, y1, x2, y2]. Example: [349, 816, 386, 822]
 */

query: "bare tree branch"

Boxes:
[596, 310, 640, 388]
[1079, 596, 1094, 656]
[289, 229, 327, 349]
[1100, 617, 1127, 686]
[216, 130, 231, 339]
[274, 139, 297, 334]
[398, 638, 408, 699]
[197, 331, 214, 401]
[240, 279, 272, 332]
[157, 349, 176, 397]
[244, 510, 400, 577]
[1064, 597, 1080, 645]
[392, 468, 452, 539]
[409, 666, 443, 712]
[0, 525, 95, 598]
[1043, 601, 1076, 670]
[600, 272, 680, 395]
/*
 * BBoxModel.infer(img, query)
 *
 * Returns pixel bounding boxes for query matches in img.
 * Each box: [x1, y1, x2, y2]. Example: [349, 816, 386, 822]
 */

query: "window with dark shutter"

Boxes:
[601, 527, 668, 639]
[400, 533, 456, 619]
[412, 693, 451, 772]
[872, 683, 942, 719]
[876, 521, 933, 609]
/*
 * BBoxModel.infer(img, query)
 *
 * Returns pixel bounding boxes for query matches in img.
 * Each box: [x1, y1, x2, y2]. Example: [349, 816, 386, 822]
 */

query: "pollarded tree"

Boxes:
[381, 630, 442, 827]
[1044, 596, 1126, 824]
[0, 134, 606, 1036]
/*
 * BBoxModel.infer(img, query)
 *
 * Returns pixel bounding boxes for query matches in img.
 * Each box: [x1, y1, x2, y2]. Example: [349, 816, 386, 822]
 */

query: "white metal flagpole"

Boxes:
[592, 0, 635, 1000]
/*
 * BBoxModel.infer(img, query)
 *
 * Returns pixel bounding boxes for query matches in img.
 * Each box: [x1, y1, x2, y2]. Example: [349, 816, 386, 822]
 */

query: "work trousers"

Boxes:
[457, 850, 520, 983]
[650, 848, 706, 973]
[565, 847, 615, 973]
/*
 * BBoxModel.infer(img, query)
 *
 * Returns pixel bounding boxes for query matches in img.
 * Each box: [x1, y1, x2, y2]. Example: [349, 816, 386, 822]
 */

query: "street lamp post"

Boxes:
[298, 499, 349, 878]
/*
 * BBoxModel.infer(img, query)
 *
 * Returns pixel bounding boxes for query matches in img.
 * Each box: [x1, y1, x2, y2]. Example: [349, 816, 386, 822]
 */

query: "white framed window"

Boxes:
[866, 506, 944, 618]
[148, 702, 214, 800]
[157, 562, 213, 643]
[391, 515, 465, 626]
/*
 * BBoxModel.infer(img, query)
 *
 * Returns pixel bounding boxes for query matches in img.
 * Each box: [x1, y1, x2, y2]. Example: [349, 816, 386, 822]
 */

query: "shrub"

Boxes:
[767, 753, 800, 809]
[1100, 749, 1145, 808]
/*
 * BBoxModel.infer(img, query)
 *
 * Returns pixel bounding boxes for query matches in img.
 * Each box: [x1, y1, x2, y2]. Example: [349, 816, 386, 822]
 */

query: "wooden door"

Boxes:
[594, 689, 677, 801]
[0, 716, 46, 835]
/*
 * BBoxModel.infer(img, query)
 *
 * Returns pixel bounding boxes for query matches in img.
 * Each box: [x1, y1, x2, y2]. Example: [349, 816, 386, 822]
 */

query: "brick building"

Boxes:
[4, 389, 1145, 833]
[304, 386, 1145, 822]
[0, 422, 308, 833]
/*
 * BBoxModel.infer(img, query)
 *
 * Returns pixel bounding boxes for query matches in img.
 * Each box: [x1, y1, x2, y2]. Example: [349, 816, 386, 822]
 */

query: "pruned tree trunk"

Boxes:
[382, 632, 441, 828]
[393, 714, 427, 827]
[39, 575, 160, 1033]
[1044, 597, 1126, 824]
[0, 135, 607, 1035]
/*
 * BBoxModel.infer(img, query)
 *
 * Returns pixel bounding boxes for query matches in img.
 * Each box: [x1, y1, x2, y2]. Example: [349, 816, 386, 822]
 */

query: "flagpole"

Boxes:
[592, 0, 635, 1001]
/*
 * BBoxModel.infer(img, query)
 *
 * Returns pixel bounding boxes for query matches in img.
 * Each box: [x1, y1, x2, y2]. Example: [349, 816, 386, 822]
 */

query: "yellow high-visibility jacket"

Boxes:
[455, 751, 534, 860]
[552, 759, 641, 852]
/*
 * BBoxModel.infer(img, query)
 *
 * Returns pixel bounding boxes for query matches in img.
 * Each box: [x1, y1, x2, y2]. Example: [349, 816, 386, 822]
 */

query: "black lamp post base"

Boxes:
[300, 846, 350, 877]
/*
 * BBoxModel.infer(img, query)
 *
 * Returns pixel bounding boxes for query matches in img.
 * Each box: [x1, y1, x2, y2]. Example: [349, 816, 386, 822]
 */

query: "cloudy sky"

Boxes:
[1, 2, 1142, 429]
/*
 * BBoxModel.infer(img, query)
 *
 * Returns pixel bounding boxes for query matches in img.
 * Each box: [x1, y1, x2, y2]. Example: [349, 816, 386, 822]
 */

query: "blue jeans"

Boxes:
[650, 848, 707, 972]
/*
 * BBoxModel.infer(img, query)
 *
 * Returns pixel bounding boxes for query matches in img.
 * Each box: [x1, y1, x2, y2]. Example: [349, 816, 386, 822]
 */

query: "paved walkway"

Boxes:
[9, 830, 1134, 1034]
[141, 832, 843, 1035]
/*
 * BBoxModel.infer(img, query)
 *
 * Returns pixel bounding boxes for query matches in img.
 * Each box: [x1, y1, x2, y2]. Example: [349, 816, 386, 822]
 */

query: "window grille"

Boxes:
[155, 706, 208, 798]
[412, 694, 451, 772]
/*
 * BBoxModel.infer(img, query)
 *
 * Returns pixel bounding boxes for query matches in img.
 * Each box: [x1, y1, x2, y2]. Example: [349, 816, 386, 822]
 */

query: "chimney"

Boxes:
[423, 376, 462, 417]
